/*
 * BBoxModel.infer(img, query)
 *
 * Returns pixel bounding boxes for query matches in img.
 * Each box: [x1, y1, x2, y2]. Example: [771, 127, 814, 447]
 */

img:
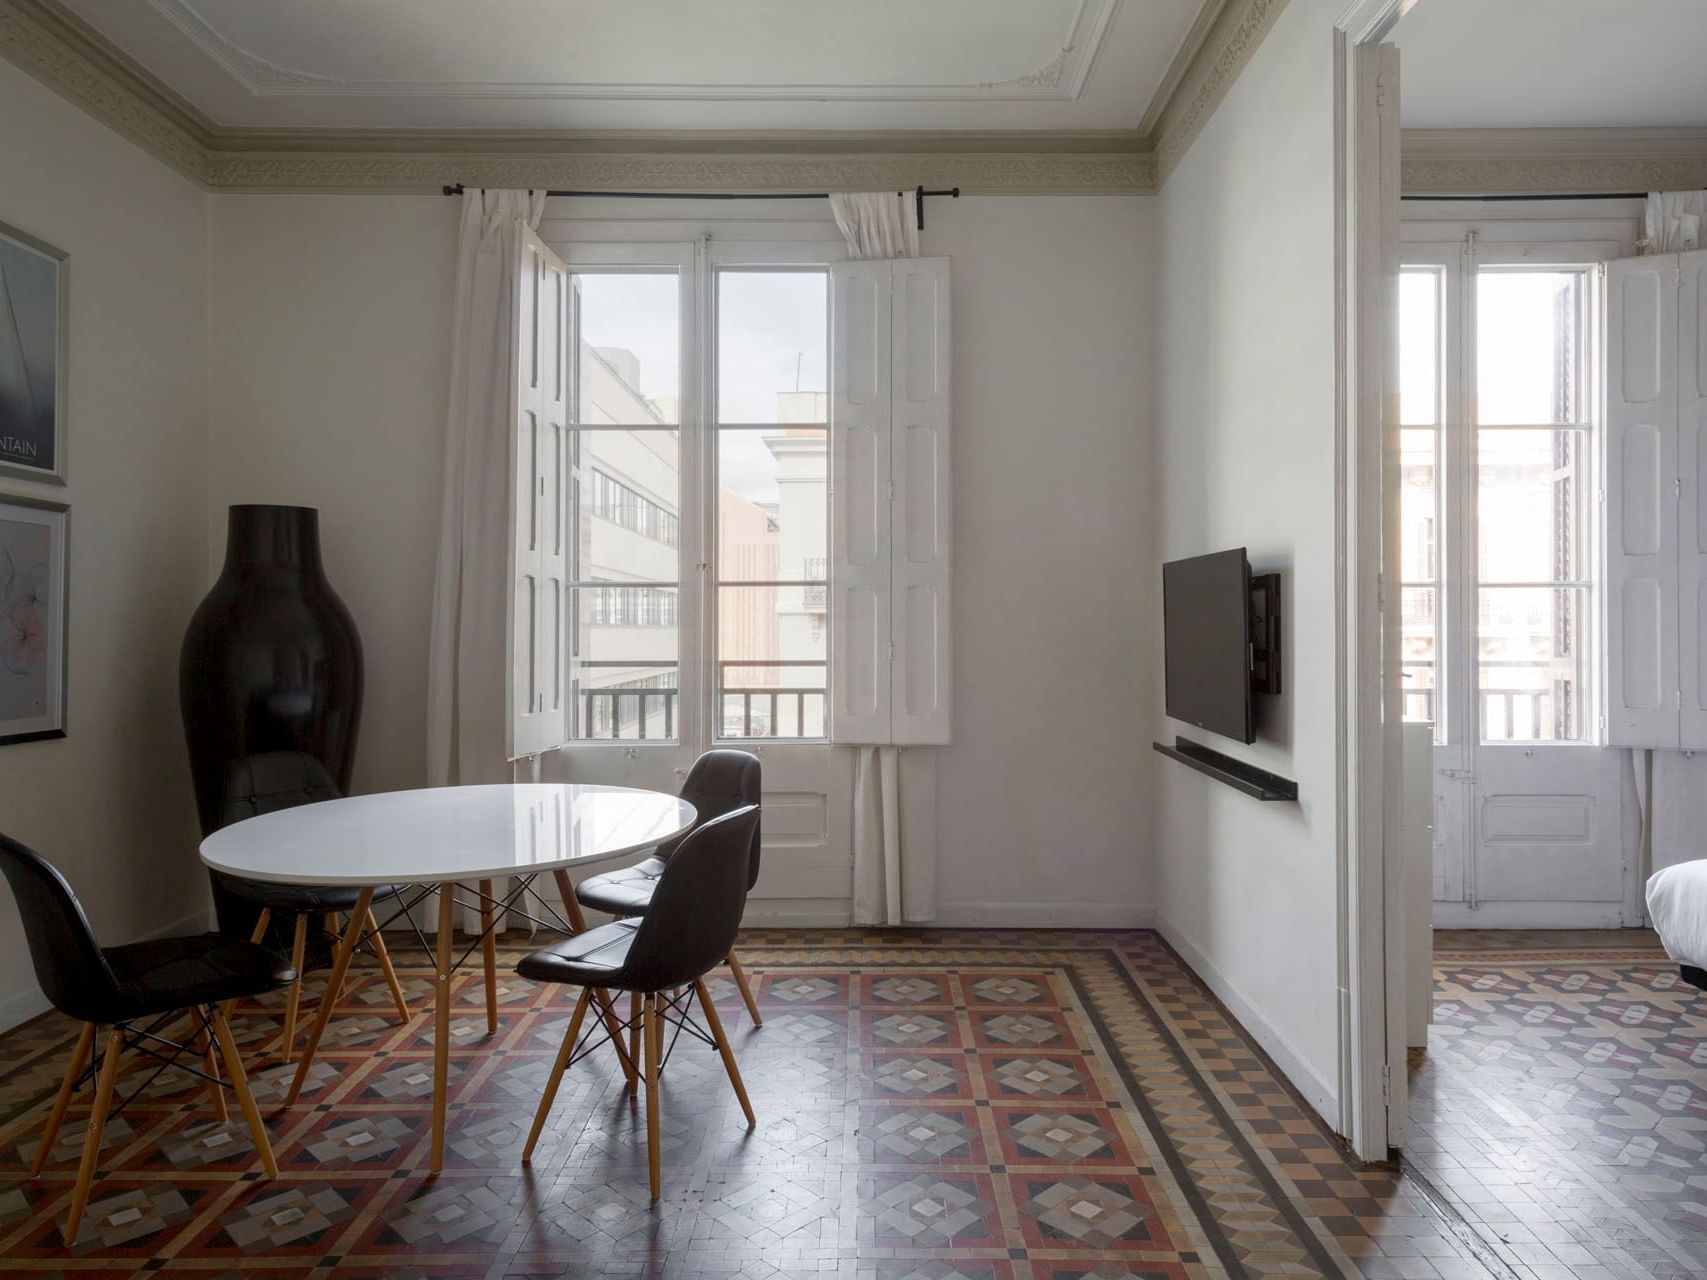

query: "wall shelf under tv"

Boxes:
[1152, 736, 1298, 802]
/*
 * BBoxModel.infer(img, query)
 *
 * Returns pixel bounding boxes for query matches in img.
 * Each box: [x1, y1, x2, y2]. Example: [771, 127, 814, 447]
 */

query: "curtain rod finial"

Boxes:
[442, 183, 464, 196]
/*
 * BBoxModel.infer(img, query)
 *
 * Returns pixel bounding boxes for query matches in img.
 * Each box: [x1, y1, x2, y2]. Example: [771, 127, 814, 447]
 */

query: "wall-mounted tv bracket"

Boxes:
[1249, 572, 1281, 695]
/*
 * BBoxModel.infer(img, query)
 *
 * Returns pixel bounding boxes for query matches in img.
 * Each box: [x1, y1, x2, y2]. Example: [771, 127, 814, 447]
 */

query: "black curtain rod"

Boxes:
[1401, 191, 1647, 202]
[441, 182, 961, 229]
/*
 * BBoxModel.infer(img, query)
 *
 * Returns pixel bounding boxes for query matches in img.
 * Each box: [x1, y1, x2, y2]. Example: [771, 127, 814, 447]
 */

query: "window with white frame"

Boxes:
[1397, 251, 1599, 745]
[516, 239, 950, 758]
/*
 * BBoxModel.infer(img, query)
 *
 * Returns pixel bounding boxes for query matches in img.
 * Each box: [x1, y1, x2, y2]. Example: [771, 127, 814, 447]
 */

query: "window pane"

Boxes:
[717, 271, 828, 424]
[717, 585, 827, 739]
[718, 430, 827, 581]
[1399, 269, 1440, 426]
[1476, 270, 1586, 425]
[1401, 586, 1439, 727]
[576, 273, 679, 425]
[1478, 586, 1586, 742]
[574, 430, 679, 582]
[1477, 429, 1584, 583]
[1399, 428, 1438, 583]
[570, 587, 678, 741]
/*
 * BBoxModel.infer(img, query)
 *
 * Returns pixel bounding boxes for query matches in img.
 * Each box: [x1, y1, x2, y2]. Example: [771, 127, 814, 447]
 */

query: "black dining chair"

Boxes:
[214, 752, 412, 1059]
[574, 749, 764, 1037]
[518, 804, 762, 1201]
[0, 834, 295, 1244]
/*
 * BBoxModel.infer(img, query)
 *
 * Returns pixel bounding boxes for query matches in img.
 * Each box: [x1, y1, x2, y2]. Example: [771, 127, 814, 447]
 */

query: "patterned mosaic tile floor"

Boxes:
[1413, 930, 1707, 1280]
[0, 929, 1493, 1279]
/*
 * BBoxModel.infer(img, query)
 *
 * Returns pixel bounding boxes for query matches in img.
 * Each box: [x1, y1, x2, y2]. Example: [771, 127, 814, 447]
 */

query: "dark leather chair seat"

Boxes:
[572, 859, 666, 917]
[104, 933, 299, 1023]
[517, 919, 640, 985]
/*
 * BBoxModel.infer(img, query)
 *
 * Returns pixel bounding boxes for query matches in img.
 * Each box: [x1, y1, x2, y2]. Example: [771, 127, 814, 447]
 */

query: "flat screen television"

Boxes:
[1162, 548, 1279, 745]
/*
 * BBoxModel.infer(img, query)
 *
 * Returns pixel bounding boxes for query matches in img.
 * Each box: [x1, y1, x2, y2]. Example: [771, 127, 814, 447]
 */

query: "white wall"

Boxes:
[207, 195, 457, 798]
[0, 60, 211, 1026]
[1152, 0, 1344, 1118]
[206, 192, 1157, 926]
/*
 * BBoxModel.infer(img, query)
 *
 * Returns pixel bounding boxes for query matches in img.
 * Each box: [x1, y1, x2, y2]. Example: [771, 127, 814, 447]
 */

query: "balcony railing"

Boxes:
[1400, 662, 1577, 740]
[572, 660, 828, 741]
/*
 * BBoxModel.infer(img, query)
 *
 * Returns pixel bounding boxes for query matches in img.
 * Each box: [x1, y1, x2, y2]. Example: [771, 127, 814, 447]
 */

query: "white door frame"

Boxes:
[1335, 0, 1417, 1161]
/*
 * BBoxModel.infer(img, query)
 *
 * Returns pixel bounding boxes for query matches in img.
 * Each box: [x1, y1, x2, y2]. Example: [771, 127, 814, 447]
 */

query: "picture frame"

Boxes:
[0, 218, 68, 485]
[0, 494, 67, 745]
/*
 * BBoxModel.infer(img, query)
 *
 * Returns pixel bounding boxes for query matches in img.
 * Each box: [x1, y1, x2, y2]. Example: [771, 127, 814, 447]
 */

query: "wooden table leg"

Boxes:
[479, 878, 498, 1035]
[284, 886, 374, 1106]
[552, 869, 636, 1086]
[430, 881, 456, 1174]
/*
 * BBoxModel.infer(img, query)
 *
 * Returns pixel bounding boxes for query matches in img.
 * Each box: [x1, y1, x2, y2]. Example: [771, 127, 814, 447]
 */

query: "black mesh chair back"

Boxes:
[620, 805, 760, 993]
[0, 835, 122, 1025]
[658, 748, 762, 889]
[221, 751, 341, 826]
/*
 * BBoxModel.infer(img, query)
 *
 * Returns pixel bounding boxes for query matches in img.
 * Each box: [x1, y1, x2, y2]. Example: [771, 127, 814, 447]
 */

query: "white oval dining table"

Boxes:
[200, 782, 697, 1173]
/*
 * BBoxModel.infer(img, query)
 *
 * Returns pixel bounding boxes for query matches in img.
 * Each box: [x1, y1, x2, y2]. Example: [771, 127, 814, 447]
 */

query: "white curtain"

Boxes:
[830, 192, 919, 261]
[1643, 191, 1706, 254]
[425, 188, 547, 933]
[831, 194, 933, 925]
[853, 746, 937, 925]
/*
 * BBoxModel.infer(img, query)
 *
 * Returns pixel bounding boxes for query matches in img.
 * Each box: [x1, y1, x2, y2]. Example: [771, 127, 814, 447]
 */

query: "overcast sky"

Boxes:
[577, 270, 827, 506]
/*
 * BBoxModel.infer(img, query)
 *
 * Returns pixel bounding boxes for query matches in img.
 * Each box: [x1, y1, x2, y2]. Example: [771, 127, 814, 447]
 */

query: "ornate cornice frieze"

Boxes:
[1402, 129, 1707, 196]
[0, 0, 210, 181]
[1152, 0, 1293, 181]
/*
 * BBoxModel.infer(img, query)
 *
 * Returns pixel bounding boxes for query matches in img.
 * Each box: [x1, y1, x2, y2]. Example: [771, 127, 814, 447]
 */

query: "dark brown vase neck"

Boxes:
[222, 505, 325, 580]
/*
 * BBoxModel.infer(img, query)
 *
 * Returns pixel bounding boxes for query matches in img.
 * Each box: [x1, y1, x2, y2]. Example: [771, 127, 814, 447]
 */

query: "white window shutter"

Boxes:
[509, 228, 571, 759]
[1604, 252, 1680, 749]
[891, 258, 952, 744]
[1677, 251, 1707, 748]
[829, 260, 894, 744]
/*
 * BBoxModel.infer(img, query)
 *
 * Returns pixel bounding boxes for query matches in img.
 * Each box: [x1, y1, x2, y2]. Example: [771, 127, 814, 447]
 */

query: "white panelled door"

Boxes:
[1401, 235, 1633, 926]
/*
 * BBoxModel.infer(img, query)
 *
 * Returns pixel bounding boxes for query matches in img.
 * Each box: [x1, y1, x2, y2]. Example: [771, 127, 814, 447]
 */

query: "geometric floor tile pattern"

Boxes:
[1413, 930, 1707, 1280]
[0, 928, 1495, 1277]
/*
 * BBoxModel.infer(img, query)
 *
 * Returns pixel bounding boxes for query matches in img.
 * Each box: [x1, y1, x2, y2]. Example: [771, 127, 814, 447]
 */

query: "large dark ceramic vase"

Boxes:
[180, 505, 363, 934]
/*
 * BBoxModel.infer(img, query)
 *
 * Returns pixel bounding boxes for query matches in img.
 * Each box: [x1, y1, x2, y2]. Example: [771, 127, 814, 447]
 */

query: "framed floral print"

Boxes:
[0, 495, 67, 744]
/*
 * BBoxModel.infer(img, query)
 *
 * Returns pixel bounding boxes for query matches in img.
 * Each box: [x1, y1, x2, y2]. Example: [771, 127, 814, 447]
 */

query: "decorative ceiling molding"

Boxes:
[1151, 0, 1291, 180]
[1403, 128, 1707, 195]
[146, 0, 1119, 104]
[0, 0, 211, 181]
[203, 148, 1154, 197]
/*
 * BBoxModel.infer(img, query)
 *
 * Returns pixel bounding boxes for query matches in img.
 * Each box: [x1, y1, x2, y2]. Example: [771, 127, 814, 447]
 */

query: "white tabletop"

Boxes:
[199, 783, 696, 886]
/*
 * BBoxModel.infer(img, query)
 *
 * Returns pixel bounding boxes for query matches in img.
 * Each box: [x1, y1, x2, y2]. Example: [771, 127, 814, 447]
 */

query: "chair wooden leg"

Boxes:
[552, 869, 637, 1086]
[62, 1026, 123, 1246]
[222, 909, 271, 1021]
[192, 1012, 227, 1123]
[522, 987, 590, 1162]
[279, 914, 310, 1064]
[430, 881, 455, 1174]
[479, 878, 499, 1035]
[209, 1006, 278, 1178]
[367, 908, 410, 1023]
[285, 886, 374, 1106]
[643, 993, 661, 1202]
[695, 978, 756, 1127]
[726, 951, 762, 1028]
[628, 991, 642, 1096]
[32, 1022, 94, 1176]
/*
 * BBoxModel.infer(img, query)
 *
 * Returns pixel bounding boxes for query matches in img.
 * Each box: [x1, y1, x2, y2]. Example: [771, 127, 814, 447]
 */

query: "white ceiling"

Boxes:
[1395, 0, 1707, 129]
[60, 0, 1210, 133]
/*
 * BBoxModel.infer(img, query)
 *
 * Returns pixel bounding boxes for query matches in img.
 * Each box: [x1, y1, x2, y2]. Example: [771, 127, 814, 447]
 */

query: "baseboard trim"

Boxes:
[933, 902, 1157, 929]
[1156, 915, 1339, 1125]
[0, 903, 214, 1035]
[1432, 902, 1632, 930]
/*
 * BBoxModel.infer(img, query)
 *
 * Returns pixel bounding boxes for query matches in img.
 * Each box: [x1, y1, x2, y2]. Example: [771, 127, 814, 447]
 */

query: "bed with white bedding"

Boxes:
[1646, 860, 1707, 991]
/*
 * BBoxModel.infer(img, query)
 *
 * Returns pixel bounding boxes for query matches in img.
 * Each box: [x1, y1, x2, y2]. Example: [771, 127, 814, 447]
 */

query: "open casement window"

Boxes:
[1604, 248, 1707, 748]
[828, 257, 952, 746]
[508, 228, 572, 759]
